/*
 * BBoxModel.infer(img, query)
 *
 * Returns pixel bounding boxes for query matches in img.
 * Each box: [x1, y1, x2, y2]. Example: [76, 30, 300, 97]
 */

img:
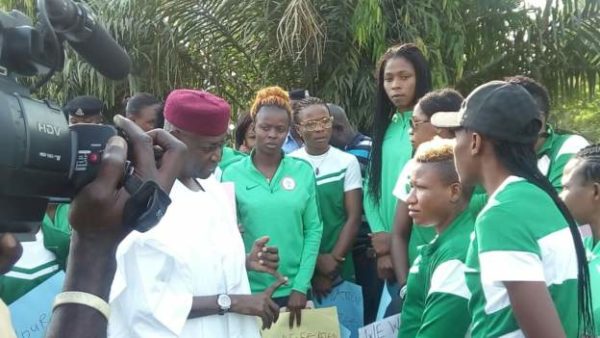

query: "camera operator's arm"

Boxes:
[46, 116, 186, 338]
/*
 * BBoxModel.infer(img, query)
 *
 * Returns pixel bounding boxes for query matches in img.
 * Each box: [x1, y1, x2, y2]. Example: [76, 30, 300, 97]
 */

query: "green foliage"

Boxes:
[554, 88, 600, 142]
[0, 0, 598, 132]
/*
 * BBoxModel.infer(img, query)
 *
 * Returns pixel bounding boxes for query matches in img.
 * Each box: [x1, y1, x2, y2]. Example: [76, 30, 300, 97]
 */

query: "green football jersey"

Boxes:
[219, 146, 247, 170]
[465, 176, 578, 337]
[537, 126, 588, 192]
[398, 200, 479, 338]
[221, 153, 323, 297]
[290, 146, 362, 279]
[393, 160, 487, 264]
[364, 111, 413, 233]
[0, 204, 71, 305]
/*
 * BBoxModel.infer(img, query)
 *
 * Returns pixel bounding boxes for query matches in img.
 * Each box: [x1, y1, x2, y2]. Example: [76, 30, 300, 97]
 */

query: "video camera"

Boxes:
[0, 0, 132, 233]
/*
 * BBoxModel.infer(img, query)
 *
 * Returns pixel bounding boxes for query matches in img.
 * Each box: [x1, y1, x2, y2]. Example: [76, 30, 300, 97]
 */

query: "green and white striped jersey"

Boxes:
[398, 197, 485, 338]
[0, 204, 71, 305]
[290, 146, 362, 279]
[465, 177, 578, 337]
[537, 126, 588, 192]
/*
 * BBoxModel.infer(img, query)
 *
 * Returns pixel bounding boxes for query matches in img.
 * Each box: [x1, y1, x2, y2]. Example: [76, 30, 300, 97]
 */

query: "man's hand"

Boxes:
[230, 278, 287, 329]
[376, 254, 396, 281]
[247, 236, 280, 278]
[316, 254, 340, 279]
[47, 116, 186, 338]
[370, 232, 392, 256]
[69, 115, 186, 243]
[311, 274, 333, 302]
[287, 290, 307, 328]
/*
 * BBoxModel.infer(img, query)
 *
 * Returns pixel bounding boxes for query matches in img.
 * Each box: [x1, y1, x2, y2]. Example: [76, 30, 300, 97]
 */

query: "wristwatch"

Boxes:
[217, 294, 231, 315]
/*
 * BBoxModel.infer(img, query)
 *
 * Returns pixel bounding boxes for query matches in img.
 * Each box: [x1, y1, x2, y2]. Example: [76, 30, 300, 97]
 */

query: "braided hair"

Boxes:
[368, 43, 432, 204]
[491, 133, 596, 336]
[292, 97, 329, 125]
[574, 144, 600, 184]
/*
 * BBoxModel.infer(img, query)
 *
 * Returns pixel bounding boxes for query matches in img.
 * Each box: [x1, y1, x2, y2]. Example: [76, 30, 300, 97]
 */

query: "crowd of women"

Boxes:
[219, 43, 599, 337]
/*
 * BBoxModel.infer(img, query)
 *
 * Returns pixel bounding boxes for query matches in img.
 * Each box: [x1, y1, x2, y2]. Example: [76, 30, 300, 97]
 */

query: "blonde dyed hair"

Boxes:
[414, 137, 456, 163]
[250, 86, 292, 120]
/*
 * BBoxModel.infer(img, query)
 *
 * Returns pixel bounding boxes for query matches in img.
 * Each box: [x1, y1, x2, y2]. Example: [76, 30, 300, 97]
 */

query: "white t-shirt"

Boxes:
[109, 177, 259, 338]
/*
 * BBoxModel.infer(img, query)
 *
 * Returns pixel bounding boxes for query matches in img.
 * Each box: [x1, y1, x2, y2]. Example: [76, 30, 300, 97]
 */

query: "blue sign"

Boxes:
[9, 271, 65, 338]
[315, 281, 364, 338]
[376, 282, 392, 321]
[341, 324, 351, 338]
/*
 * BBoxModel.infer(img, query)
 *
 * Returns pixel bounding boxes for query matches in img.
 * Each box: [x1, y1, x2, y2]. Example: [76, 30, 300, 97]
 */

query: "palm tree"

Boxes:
[1, 0, 598, 133]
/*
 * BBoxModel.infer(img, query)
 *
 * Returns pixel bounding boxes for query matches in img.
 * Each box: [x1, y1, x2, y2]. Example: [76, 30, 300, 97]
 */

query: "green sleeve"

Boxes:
[219, 147, 247, 170]
[292, 177, 323, 294]
[415, 292, 471, 338]
[363, 181, 386, 233]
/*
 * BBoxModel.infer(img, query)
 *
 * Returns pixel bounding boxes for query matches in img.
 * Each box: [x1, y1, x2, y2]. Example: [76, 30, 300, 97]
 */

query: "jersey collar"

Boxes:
[247, 150, 287, 188]
[391, 110, 412, 124]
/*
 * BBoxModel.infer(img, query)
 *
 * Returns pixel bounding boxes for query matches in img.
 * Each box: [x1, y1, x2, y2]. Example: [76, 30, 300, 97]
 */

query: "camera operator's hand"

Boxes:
[47, 116, 186, 338]
[69, 115, 186, 243]
[0, 233, 22, 275]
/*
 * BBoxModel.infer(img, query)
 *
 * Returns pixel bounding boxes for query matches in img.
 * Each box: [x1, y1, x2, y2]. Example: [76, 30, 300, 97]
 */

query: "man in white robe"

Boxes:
[109, 89, 284, 338]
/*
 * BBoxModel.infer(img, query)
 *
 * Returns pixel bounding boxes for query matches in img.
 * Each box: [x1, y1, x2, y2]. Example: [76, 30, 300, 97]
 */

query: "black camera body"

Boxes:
[0, 2, 130, 233]
[0, 74, 117, 233]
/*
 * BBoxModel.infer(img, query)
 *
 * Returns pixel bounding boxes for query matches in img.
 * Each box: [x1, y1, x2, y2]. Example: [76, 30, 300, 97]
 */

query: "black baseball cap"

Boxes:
[63, 96, 105, 117]
[431, 81, 542, 144]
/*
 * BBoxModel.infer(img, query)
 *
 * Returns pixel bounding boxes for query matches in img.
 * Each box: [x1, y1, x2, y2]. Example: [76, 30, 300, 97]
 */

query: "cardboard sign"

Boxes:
[9, 271, 65, 338]
[315, 281, 364, 338]
[261, 307, 341, 338]
[358, 314, 401, 338]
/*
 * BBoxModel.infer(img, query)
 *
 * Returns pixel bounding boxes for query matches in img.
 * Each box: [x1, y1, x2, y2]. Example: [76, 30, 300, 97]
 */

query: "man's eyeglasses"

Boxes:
[298, 116, 334, 132]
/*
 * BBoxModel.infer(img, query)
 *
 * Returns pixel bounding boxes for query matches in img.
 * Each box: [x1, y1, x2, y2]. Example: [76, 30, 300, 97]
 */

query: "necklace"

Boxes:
[307, 148, 331, 175]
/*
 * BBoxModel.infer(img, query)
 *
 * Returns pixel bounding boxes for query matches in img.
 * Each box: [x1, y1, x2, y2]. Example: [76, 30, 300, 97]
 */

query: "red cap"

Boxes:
[164, 89, 231, 136]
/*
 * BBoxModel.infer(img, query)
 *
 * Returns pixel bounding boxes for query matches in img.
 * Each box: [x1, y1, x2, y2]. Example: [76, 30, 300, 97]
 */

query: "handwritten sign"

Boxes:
[261, 307, 341, 338]
[315, 281, 363, 338]
[9, 271, 65, 338]
[358, 314, 401, 338]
